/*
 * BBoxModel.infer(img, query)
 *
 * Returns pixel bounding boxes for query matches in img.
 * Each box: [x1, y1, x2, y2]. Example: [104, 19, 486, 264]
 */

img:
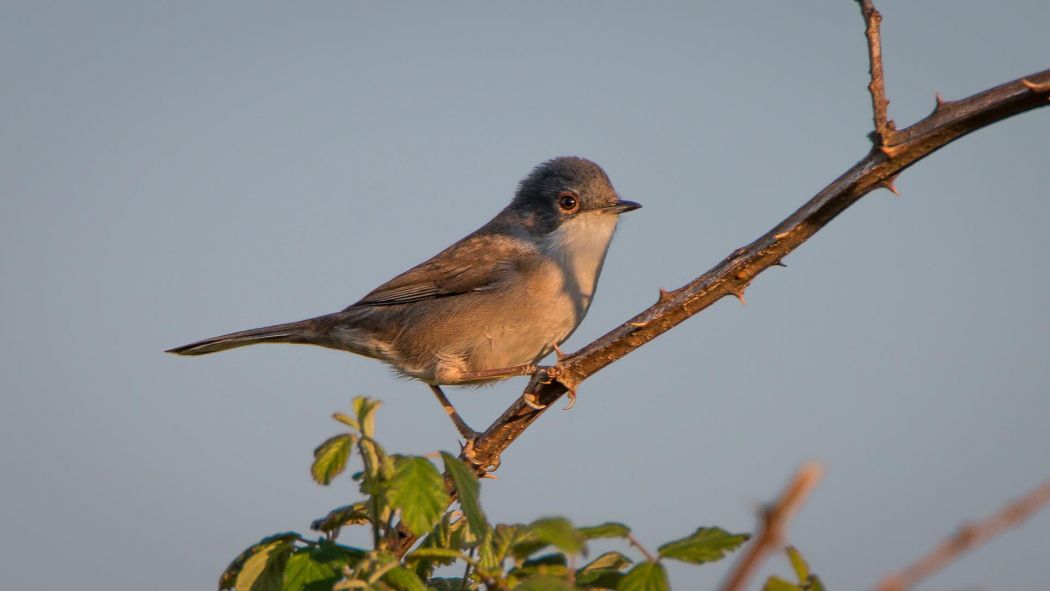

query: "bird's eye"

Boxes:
[558, 192, 579, 213]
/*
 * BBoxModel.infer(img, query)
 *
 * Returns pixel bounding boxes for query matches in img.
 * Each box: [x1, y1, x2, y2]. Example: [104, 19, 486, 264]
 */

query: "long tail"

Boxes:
[166, 317, 330, 356]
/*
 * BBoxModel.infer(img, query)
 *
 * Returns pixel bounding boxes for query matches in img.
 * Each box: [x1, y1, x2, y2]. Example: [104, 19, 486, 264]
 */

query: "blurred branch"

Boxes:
[388, 0, 1050, 558]
[874, 478, 1050, 591]
[719, 462, 824, 591]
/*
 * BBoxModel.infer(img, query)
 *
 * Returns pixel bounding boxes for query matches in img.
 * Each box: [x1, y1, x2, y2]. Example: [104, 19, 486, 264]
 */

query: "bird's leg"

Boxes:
[449, 363, 537, 383]
[428, 384, 480, 442]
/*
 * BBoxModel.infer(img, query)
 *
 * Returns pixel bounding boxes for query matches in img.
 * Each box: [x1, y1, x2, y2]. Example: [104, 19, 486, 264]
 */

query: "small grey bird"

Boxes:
[168, 156, 640, 441]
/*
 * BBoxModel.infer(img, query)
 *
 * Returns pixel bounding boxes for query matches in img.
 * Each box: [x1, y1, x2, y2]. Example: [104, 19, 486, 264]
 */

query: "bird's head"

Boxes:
[507, 156, 641, 239]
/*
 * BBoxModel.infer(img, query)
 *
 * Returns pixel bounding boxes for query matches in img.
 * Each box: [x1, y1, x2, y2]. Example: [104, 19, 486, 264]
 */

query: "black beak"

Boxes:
[604, 199, 642, 214]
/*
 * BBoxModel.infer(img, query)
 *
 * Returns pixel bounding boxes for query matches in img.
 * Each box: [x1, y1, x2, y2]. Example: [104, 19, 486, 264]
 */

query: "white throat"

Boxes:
[540, 213, 619, 308]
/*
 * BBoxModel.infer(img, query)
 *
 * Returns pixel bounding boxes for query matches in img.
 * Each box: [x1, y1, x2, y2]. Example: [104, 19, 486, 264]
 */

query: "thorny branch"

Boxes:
[874, 478, 1050, 591]
[388, 1, 1050, 558]
[719, 463, 824, 591]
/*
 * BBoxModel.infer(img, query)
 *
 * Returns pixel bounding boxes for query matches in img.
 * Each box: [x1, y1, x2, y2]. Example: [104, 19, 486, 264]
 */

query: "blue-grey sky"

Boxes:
[2, 1, 1048, 589]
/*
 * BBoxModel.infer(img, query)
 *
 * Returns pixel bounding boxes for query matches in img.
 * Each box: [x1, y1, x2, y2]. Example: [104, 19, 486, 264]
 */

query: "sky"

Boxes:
[2, 1, 1049, 589]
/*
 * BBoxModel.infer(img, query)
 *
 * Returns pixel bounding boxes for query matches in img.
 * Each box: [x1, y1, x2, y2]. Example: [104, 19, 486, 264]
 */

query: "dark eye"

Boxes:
[558, 192, 579, 213]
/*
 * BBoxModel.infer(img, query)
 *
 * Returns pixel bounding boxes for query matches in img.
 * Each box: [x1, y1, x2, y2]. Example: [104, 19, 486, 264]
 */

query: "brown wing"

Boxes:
[348, 233, 528, 308]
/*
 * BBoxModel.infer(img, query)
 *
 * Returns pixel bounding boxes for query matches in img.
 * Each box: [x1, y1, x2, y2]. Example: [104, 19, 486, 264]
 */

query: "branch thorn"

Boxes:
[733, 288, 747, 305]
[773, 260, 787, 268]
[882, 175, 901, 196]
[1021, 78, 1050, 93]
[658, 287, 674, 303]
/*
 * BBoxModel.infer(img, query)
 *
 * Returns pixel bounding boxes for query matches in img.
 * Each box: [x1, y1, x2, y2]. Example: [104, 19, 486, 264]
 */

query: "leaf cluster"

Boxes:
[218, 397, 822, 590]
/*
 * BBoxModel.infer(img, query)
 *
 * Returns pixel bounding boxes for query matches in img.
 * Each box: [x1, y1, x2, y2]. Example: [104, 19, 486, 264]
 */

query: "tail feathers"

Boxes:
[166, 319, 323, 356]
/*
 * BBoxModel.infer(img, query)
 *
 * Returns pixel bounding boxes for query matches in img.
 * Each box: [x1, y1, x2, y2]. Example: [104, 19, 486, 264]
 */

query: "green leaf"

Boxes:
[763, 576, 802, 591]
[515, 575, 575, 591]
[508, 552, 570, 581]
[579, 522, 631, 540]
[311, 434, 355, 485]
[387, 456, 450, 535]
[579, 554, 625, 583]
[617, 561, 669, 591]
[234, 537, 295, 591]
[283, 543, 355, 591]
[310, 503, 371, 536]
[405, 547, 464, 561]
[332, 411, 359, 430]
[426, 579, 466, 591]
[528, 517, 586, 556]
[381, 566, 427, 591]
[807, 574, 827, 591]
[490, 523, 526, 565]
[577, 550, 632, 585]
[219, 533, 299, 590]
[786, 546, 809, 582]
[440, 452, 489, 538]
[352, 396, 382, 438]
[657, 527, 750, 565]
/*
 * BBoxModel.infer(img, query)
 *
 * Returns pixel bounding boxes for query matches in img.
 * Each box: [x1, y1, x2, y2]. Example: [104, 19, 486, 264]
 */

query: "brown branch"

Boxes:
[874, 478, 1050, 591]
[859, 0, 896, 146]
[387, 2, 1050, 557]
[719, 462, 824, 591]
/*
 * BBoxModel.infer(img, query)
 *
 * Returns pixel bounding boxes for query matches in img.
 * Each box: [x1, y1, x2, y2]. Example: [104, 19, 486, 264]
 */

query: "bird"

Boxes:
[168, 156, 640, 447]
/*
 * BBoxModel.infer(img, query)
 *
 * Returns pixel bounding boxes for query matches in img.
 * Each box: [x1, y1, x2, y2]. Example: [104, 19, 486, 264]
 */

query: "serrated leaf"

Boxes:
[381, 566, 427, 591]
[579, 522, 631, 540]
[219, 533, 300, 590]
[657, 527, 750, 565]
[786, 546, 809, 583]
[441, 452, 489, 538]
[528, 517, 586, 556]
[476, 529, 500, 572]
[387, 456, 450, 535]
[515, 575, 575, 590]
[352, 397, 382, 438]
[283, 544, 353, 591]
[578, 551, 632, 579]
[311, 434, 355, 485]
[235, 538, 295, 591]
[617, 561, 669, 591]
[310, 503, 371, 535]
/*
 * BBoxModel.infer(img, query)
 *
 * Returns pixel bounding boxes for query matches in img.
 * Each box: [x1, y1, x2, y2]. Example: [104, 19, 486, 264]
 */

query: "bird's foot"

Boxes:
[460, 438, 500, 472]
[522, 365, 578, 411]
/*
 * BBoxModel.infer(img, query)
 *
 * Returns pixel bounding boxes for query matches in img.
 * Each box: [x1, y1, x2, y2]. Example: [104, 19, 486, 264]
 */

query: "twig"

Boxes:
[626, 532, 657, 563]
[387, 3, 1050, 558]
[858, 0, 896, 146]
[874, 478, 1050, 591]
[719, 462, 824, 591]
